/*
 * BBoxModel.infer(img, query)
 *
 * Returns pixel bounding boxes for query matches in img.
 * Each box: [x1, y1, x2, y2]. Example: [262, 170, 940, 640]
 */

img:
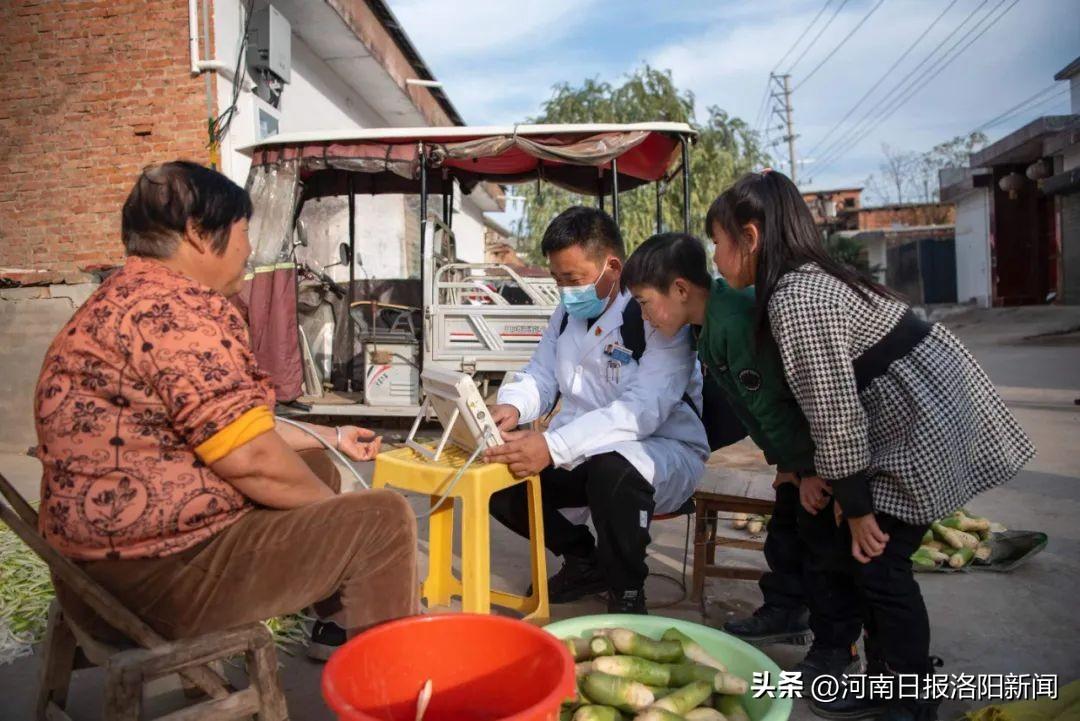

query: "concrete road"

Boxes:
[2, 313, 1078, 720]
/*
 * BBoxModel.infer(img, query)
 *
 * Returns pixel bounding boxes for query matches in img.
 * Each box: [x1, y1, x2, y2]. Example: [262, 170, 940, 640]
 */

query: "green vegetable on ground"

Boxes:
[650, 681, 714, 715]
[921, 528, 935, 545]
[583, 672, 656, 712]
[974, 543, 992, 562]
[611, 629, 684, 663]
[932, 522, 979, 550]
[577, 661, 596, 680]
[949, 547, 976, 569]
[644, 686, 674, 698]
[715, 695, 751, 721]
[911, 547, 939, 570]
[919, 546, 951, 564]
[574, 705, 623, 721]
[594, 656, 671, 686]
[661, 628, 726, 670]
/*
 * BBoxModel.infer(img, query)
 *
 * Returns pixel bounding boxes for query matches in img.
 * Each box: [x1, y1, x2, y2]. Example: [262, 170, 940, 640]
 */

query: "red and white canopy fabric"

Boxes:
[241, 123, 696, 196]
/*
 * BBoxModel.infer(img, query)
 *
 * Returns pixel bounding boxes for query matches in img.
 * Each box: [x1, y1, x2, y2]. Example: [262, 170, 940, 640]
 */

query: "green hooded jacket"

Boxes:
[696, 277, 817, 475]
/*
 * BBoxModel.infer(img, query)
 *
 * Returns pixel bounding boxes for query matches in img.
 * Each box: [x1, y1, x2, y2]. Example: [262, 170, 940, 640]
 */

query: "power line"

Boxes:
[972, 83, 1062, 133]
[805, 0, 959, 160]
[794, 0, 887, 92]
[773, 0, 834, 73]
[980, 87, 1071, 132]
[830, 0, 1021, 157]
[786, 0, 850, 74]
[814, 0, 1019, 178]
[813, 0, 1010, 175]
[755, 0, 833, 135]
[812, 0, 992, 170]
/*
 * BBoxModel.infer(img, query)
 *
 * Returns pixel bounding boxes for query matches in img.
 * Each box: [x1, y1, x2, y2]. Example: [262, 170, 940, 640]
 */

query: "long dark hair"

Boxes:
[704, 170, 894, 336]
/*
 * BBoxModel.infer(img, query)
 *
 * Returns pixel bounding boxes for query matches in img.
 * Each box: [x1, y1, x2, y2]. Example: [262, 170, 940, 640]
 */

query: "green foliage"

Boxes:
[824, 233, 870, 273]
[514, 66, 769, 261]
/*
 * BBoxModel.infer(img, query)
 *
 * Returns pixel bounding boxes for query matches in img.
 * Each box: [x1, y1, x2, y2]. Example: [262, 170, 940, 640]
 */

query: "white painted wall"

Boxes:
[866, 235, 887, 284]
[212, 0, 387, 184]
[208, 0, 492, 278]
[954, 188, 992, 307]
[455, 190, 489, 263]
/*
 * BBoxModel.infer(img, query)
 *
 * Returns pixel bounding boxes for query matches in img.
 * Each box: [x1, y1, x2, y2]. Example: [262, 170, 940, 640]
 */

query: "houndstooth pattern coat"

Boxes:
[767, 264, 1035, 525]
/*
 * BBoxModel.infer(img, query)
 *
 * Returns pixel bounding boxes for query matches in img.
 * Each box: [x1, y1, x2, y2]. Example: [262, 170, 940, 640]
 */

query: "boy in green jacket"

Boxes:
[622, 232, 860, 680]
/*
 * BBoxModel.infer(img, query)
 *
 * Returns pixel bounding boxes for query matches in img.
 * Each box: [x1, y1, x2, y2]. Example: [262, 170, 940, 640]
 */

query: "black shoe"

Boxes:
[307, 620, 347, 662]
[529, 552, 607, 604]
[810, 693, 889, 720]
[724, 605, 812, 645]
[878, 657, 944, 721]
[795, 642, 861, 685]
[607, 588, 647, 614]
[880, 701, 939, 721]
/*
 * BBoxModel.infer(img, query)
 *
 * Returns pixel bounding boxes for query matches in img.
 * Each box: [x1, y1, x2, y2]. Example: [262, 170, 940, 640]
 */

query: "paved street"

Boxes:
[1, 310, 1078, 720]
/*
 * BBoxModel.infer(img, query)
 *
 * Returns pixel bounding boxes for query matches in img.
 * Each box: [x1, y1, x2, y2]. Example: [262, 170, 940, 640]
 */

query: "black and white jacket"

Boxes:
[767, 264, 1035, 525]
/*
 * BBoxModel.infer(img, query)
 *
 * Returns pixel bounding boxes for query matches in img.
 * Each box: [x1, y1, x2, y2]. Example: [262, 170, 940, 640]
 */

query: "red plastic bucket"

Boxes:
[322, 614, 575, 721]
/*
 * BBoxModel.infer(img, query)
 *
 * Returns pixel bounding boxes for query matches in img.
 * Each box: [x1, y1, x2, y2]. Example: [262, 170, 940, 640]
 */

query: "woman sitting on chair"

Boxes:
[34, 161, 417, 660]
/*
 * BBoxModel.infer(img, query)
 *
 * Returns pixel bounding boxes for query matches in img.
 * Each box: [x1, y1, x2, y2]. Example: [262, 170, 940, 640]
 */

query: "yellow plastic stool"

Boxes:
[372, 445, 549, 624]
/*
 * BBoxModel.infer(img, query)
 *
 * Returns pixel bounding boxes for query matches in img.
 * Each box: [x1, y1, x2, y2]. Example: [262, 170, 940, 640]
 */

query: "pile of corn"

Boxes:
[911, 509, 1006, 570]
[0, 521, 308, 663]
[0, 520, 53, 664]
[560, 627, 752, 721]
[731, 514, 770, 535]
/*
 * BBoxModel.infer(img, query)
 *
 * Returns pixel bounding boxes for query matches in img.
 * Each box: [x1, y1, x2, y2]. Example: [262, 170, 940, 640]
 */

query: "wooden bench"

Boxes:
[0, 472, 289, 721]
[690, 466, 777, 605]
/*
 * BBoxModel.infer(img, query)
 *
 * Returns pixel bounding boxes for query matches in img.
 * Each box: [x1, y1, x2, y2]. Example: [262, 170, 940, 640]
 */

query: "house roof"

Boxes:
[1054, 56, 1080, 81]
[366, 0, 465, 126]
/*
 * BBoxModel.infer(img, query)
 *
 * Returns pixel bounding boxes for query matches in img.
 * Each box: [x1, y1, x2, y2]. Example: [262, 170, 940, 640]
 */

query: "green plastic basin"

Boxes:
[545, 614, 792, 721]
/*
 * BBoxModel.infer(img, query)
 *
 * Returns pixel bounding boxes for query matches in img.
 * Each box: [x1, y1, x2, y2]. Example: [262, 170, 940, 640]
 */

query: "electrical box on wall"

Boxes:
[247, 4, 291, 84]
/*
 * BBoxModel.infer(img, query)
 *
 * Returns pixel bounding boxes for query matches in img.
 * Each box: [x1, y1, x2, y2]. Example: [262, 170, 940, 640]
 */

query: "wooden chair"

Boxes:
[0, 472, 289, 721]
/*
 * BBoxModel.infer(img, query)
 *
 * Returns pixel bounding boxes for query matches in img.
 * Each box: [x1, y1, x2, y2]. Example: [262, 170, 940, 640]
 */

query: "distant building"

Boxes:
[803, 188, 957, 303]
[940, 57, 1080, 307]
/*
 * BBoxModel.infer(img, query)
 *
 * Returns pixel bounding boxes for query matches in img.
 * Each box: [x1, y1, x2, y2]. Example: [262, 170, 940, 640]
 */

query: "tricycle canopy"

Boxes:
[238, 122, 696, 197]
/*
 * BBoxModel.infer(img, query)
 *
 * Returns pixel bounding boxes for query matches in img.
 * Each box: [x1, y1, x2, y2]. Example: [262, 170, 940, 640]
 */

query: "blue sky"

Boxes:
[386, 0, 1077, 197]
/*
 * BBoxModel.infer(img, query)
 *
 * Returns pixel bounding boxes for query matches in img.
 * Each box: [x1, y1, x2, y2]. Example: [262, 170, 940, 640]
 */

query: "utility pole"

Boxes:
[770, 73, 798, 185]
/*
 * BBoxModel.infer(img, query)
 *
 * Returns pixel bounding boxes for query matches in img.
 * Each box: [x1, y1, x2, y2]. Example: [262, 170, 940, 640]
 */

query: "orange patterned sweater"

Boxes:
[34, 257, 276, 560]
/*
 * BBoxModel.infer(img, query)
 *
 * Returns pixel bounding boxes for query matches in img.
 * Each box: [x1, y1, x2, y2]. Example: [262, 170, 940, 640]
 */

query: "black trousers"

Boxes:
[490, 452, 655, 593]
[759, 482, 806, 610]
[799, 498, 930, 673]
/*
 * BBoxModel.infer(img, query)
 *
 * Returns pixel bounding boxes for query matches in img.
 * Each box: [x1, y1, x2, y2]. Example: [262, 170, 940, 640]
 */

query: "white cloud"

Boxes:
[388, 0, 597, 66]
[648, 0, 1076, 188]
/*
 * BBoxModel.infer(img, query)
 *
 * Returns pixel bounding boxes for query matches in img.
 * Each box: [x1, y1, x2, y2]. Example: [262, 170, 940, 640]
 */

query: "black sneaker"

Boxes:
[724, 605, 812, 645]
[307, 620, 347, 661]
[879, 700, 938, 721]
[607, 588, 647, 614]
[529, 552, 607, 604]
[810, 692, 889, 720]
[795, 642, 861, 685]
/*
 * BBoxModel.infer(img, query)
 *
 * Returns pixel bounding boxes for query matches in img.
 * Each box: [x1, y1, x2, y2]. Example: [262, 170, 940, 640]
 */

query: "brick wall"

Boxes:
[0, 0, 214, 283]
[856, 203, 956, 230]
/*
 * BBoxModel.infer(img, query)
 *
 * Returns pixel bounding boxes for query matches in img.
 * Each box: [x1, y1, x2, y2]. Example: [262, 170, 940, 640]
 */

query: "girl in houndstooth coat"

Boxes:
[704, 170, 1033, 721]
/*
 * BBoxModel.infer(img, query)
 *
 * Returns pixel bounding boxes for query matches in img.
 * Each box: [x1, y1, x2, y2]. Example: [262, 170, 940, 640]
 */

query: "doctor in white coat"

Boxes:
[484, 206, 709, 613]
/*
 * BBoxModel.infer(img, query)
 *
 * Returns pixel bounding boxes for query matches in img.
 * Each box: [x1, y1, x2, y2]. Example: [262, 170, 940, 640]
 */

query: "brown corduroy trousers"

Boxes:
[57, 451, 419, 639]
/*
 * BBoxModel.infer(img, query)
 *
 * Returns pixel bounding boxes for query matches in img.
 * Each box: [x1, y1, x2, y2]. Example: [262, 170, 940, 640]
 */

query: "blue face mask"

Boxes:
[560, 264, 611, 320]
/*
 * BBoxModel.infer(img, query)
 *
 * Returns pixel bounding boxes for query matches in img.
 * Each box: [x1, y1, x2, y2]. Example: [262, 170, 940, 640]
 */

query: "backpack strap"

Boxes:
[620, 298, 647, 361]
[623, 299, 700, 417]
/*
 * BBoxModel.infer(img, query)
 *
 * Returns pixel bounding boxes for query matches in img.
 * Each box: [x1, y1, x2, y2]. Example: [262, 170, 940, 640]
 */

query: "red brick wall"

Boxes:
[856, 204, 955, 230]
[0, 0, 213, 283]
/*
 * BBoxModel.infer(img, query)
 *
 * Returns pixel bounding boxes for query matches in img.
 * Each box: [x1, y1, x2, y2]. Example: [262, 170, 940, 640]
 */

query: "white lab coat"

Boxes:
[498, 291, 710, 514]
